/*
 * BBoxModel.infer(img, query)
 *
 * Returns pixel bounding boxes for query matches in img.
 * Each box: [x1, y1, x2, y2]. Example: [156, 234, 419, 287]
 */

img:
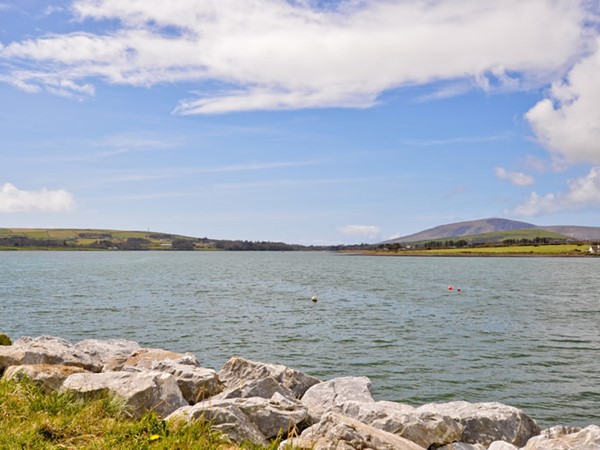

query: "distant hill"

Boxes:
[540, 226, 600, 241]
[384, 218, 600, 244]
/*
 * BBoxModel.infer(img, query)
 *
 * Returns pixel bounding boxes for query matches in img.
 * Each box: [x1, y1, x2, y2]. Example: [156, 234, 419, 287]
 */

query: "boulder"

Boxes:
[218, 357, 320, 398]
[280, 411, 426, 450]
[215, 376, 295, 401]
[151, 359, 222, 404]
[169, 393, 308, 442]
[417, 401, 540, 447]
[3, 364, 87, 392]
[522, 424, 600, 449]
[73, 339, 141, 371]
[488, 441, 519, 450]
[61, 370, 187, 418]
[301, 376, 374, 422]
[337, 400, 463, 448]
[0, 336, 99, 372]
[104, 348, 196, 371]
[437, 444, 486, 450]
[169, 404, 268, 446]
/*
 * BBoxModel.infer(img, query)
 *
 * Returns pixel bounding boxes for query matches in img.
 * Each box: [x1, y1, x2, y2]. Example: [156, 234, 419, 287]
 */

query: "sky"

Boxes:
[0, 0, 599, 245]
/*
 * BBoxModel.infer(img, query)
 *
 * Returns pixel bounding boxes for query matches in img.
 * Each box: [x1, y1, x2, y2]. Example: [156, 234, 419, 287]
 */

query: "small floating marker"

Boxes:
[448, 285, 453, 291]
[311, 296, 318, 303]
[457, 288, 461, 293]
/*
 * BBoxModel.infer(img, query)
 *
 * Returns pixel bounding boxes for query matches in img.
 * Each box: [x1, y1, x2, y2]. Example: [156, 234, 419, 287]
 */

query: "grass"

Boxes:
[0, 377, 284, 450]
[370, 244, 591, 256]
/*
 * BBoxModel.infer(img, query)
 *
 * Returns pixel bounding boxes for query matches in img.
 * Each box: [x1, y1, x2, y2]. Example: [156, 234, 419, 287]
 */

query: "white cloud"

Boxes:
[0, 0, 593, 113]
[0, 183, 75, 213]
[526, 36, 600, 164]
[512, 166, 600, 216]
[338, 224, 381, 239]
[495, 167, 534, 186]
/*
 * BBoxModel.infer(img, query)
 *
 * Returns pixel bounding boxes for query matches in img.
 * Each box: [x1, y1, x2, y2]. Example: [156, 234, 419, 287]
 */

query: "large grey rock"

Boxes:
[73, 339, 141, 371]
[151, 359, 222, 404]
[437, 444, 486, 450]
[0, 336, 99, 372]
[215, 376, 295, 401]
[61, 370, 187, 418]
[280, 411, 426, 450]
[301, 376, 374, 422]
[3, 364, 87, 392]
[337, 400, 463, 448]
[219, 356, 319, 398]
[417, 401, 540, 447]
[169, 393, 308, 442]
[488, 441, 519, 450]
[522, 424, 600, 449]
[169, 404, 268, 445]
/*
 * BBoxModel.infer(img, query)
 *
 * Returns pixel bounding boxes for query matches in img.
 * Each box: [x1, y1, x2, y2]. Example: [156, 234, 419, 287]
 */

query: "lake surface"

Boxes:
[1, 251, 599, 427]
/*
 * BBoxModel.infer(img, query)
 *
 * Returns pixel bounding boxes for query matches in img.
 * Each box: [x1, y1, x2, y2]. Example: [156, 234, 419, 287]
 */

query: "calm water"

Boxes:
[1, 251, 599, 427]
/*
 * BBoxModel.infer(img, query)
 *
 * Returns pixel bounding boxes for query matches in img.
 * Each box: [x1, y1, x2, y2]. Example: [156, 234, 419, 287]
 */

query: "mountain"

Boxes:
[540, 226, 600, 241]
[384, 218, 537, 243]
[384, 218, 600, 244]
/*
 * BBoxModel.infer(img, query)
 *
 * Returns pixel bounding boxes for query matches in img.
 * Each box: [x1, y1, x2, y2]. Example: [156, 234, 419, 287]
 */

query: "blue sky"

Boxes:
[1, 0, 599, 244]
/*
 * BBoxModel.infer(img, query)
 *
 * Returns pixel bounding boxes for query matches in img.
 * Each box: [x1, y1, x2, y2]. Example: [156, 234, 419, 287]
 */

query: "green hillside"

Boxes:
[423, 228, 570, 245]
[0, 228, 199, 250]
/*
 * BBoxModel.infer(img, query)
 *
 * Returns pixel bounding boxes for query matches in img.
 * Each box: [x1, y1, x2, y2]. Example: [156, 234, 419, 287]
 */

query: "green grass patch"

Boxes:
[395, 244, 589, 255]
[0, 377, 281, 449]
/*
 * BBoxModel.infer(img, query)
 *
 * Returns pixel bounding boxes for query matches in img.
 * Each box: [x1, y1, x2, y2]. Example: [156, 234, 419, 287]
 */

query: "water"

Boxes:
[1, 251, 599, 427]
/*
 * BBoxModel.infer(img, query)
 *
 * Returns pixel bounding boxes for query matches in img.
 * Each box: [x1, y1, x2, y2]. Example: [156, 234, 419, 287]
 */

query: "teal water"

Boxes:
[1, 251, 599, 427]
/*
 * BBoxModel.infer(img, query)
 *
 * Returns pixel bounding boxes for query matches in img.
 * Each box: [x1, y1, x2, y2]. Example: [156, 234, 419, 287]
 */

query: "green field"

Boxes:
[369, 244, 592, 256]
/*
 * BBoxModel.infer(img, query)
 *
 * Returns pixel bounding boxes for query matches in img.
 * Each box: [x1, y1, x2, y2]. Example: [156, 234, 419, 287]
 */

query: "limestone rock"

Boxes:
[0, 336, 99, 372]
[522, 424, 600, 449]
[417, 401, 540, 447]
[169, 393, 308, 442]
[337, 400, 463, 448]
[488, 441, 519, 450]
[151, 359, 222, 404]
[280, 411, 426, 450]
[215, 376, 295, 401]
[437, 443, 486, 450]
[301, 376, 374, 422]
[169, 404, 268, 446]
[61, 370, 187, 418]
[104, 348, 196, 371]
[219, 356, 320, 398]
[3, 364, 87, 392]
[73, 339, 141, 371]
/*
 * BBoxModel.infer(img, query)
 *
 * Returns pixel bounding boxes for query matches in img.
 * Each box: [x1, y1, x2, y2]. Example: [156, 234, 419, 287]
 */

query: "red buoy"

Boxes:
[448, 285, 453, 291]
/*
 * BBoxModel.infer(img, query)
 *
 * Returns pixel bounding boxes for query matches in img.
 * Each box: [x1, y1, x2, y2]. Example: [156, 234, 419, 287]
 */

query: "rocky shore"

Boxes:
[0, 335, 598, 449]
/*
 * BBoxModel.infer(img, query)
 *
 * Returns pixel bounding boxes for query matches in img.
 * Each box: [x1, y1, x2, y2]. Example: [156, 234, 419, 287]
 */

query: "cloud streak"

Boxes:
[0, 0, 593, 112]
[0, 183, 75, 213]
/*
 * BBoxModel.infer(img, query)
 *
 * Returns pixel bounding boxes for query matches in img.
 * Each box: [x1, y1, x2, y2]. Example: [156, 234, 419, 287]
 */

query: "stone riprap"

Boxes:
[0, 334, 597, 449]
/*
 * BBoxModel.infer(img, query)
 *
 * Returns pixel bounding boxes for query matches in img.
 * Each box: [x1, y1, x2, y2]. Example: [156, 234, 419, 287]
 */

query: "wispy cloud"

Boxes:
[399, 134, 510, 147]
[338, 224, 381, 240]
[0, 182, 75, 213]
[215, 177, 370, 191]
[495, 167, 534, 186]
[0, 0, 593, 113]
[96, 160, 321, 183]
